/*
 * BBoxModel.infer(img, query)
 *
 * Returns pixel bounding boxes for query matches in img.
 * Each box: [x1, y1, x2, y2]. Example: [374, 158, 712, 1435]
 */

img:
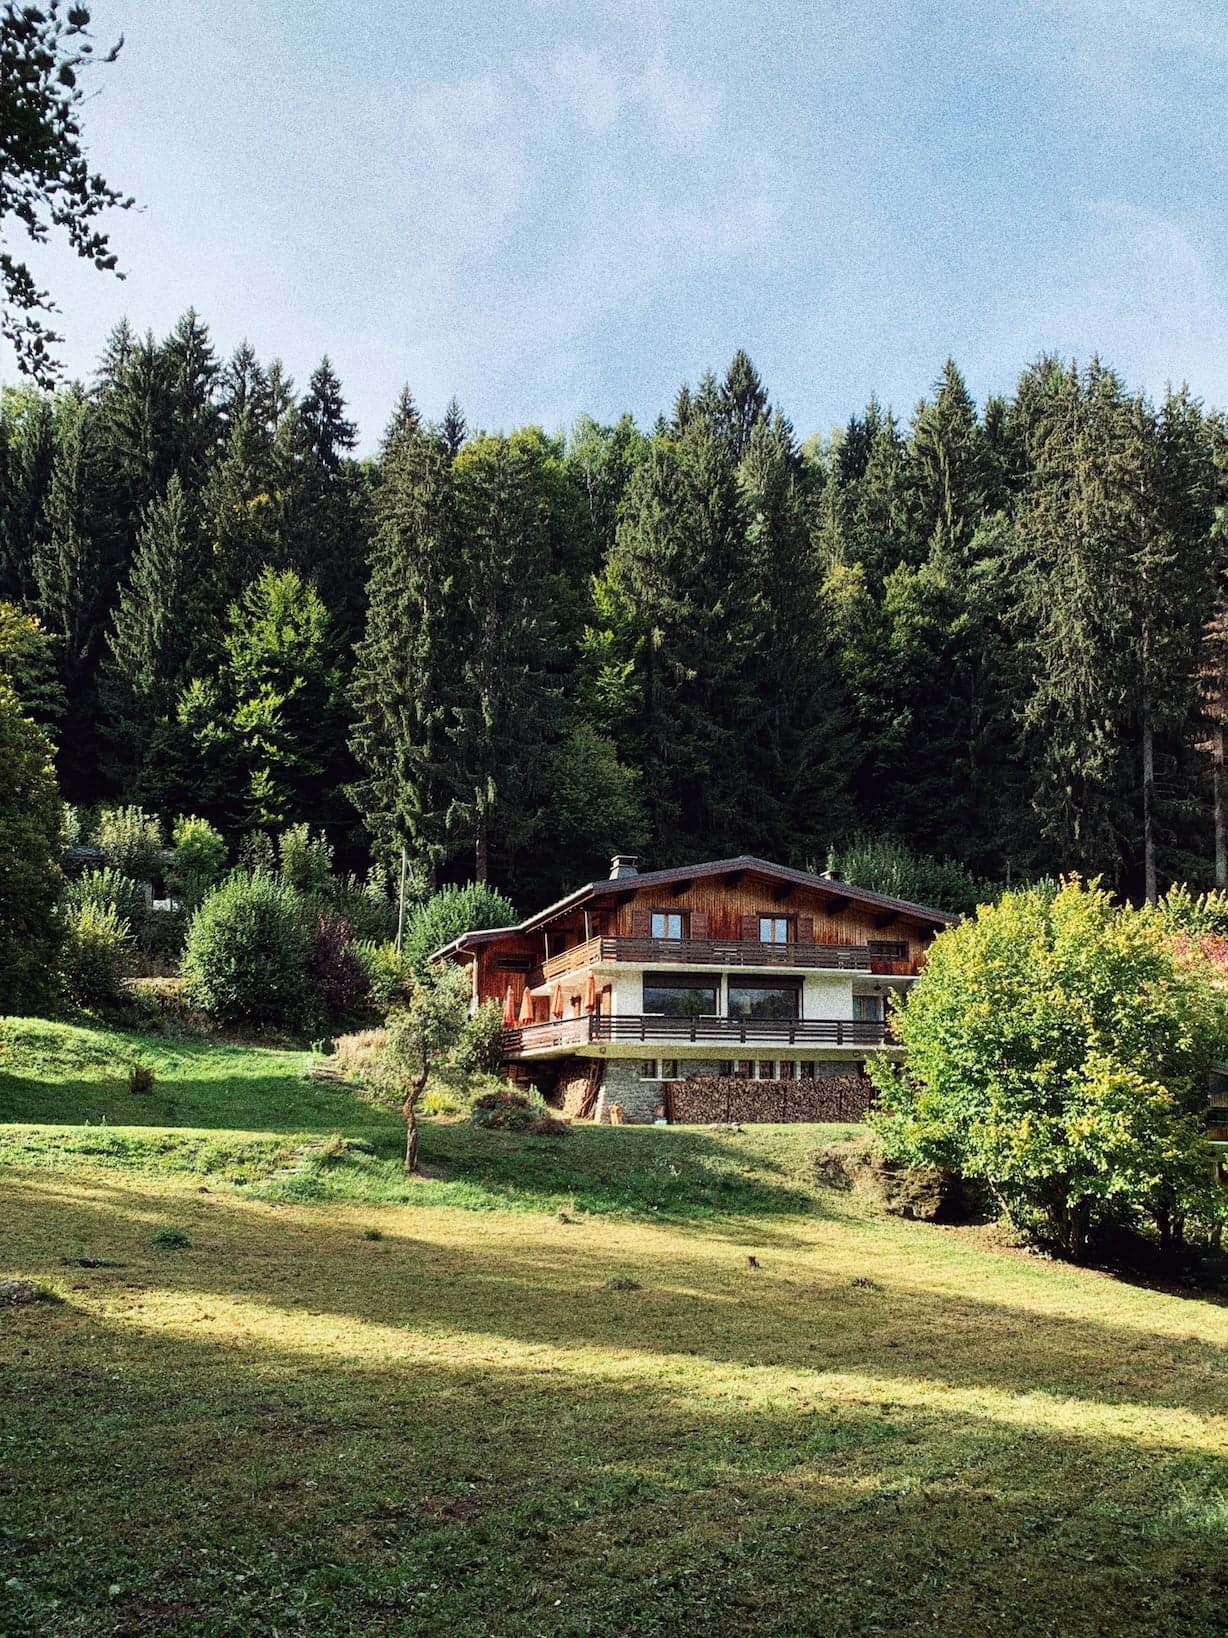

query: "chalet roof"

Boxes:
[430, 854, 958, 961]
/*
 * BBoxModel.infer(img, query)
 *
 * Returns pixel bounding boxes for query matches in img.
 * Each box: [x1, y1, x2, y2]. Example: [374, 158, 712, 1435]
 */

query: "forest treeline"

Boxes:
[2, 312, 1226, 908]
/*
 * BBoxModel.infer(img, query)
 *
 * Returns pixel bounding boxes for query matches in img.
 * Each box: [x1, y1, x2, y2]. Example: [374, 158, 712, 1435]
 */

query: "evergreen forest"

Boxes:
[4, 313, 1226, 910]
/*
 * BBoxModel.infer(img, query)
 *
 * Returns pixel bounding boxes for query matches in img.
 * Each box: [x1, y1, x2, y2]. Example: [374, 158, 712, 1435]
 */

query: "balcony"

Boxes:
[502, 1013, 889, 1057]
[540, 935, 875, 983]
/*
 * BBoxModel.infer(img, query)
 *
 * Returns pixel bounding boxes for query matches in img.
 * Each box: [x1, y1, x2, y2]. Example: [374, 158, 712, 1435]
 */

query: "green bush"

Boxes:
[355, 940, 415, 1010]
[825, 835, 990, 917]
[65, 866, 146, 931]
[403, 883, 518, 969]
[330, 874, 397, 944]
[95, 805, 164, 883]
[181, 873, 314, 1025]
[169, 816, 228, 907]
[470, 1089, 539, 1131]
[278, 823, 334, 897]
[0, 677, 63, 1011]
[62, 904, 137, 1007]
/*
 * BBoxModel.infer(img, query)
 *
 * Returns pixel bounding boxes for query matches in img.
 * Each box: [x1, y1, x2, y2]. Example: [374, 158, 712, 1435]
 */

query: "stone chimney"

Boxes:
[609, 855, 639, 879]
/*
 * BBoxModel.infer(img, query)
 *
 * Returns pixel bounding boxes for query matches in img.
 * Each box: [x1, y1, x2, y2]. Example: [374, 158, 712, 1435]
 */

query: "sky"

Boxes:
[6, 0, 1228, 451]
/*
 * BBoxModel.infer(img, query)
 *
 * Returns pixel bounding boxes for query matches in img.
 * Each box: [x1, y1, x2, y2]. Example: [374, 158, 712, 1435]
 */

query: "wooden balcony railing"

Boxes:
[540, 936, 875, 983]
[502, 1014, 889, 1056]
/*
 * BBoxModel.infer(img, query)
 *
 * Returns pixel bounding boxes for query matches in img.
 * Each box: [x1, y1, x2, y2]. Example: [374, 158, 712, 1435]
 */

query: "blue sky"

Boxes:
[8, 0, 1228, 450]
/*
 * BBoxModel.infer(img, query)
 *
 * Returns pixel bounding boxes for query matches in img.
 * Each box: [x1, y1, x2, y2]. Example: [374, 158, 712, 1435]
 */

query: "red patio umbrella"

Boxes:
[502, 985, 516, 1028]
[584, 972, 598, 1013]
[518, 986, 535, 1026]
[552, 984, 565, 1019]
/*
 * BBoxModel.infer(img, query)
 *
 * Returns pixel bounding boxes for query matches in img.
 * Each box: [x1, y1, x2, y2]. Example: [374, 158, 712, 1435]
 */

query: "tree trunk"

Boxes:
[1142, 692, 1157, 905]
[402, 1074, 428, 1175]
[474, 821, 488, 885]
[1216, 723, 1227, 890]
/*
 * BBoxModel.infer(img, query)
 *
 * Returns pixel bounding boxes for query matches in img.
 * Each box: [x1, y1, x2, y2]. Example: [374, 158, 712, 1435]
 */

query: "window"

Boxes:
[639, 1060, 659, 1080]
[756, 1060, 776, 1079]
[643, 973, 718, 1017]
[728, 978, 801, 1020]
[867, 939, 908, 961]
[718, 1061, 734, 1076]
[799, 1061, 816, 1079]
[779, 1060, 796, 1080]
[660, 1059, 679, 1080]
[853, 995, 884, 1022]
[651, 911, 686, 940]
[759, 915, 791, 944]
[734, 1060, 754, 1079]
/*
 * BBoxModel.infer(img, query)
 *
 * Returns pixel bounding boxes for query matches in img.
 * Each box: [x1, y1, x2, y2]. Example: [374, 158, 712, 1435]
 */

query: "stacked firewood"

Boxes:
[669, 1075, 875, 1125]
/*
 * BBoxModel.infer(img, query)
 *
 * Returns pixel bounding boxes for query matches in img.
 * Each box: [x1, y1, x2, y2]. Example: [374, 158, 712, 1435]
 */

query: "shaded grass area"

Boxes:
[2, 1169, 1227, 1637]
[3, 1017, 1228, 1634]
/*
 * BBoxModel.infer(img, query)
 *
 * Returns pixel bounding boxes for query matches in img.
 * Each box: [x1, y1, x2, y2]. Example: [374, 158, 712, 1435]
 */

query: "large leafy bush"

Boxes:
[95, 805, 164, 883]
[0, 678, 63, 1011]
[403, 883, 518, 968]
[181, 873, 314, 1025]
[872, 878, 1228, 1258]
[66, 866, 146, 932]
[62, 904, 137, 1006]
[825, 835, 990, 917]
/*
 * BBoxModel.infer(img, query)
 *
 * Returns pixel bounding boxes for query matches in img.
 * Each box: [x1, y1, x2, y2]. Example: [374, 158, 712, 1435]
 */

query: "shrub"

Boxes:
[169, 816, 228, 907]
[238, 830, 277, 876]
[95, 805, 164, 883]
[873, 878, 1228, 1259]
[470, 1089, 539, 1131]
[403, 883, 518, 969]
[66, 866, 146, 931]
[354, 941, 415, 1011]
[0, 677, 63, 1011]
[62, 904, 137, 1006]
[309, 913, 371, 1017]
[330, 873, 397, 943]
[151, 1227, 191, 1250]
[825, 835, 990, 918]
[181, 873, 313, 1025]
[128, 1062, 156, 1094]
[451, 999, 505, 1077]
[278, 823, 334, 897]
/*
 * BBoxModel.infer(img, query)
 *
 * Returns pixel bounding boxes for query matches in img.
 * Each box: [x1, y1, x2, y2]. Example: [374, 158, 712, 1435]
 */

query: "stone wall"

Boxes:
[669, 1073, 875, 1124]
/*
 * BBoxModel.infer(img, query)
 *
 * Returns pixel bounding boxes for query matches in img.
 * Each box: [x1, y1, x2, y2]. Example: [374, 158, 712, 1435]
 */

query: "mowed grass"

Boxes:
[2, 1020, 1228, 1635]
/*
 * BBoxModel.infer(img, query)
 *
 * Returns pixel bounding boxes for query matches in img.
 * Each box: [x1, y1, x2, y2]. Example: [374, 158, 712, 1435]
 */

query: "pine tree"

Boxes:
[908, 360, 992, 568]
[440, 397, 467, 457]
[102, 474, 205, 792]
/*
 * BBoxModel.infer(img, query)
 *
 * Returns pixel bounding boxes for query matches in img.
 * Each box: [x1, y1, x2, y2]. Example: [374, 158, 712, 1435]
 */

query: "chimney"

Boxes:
[609, 854, 639, 879]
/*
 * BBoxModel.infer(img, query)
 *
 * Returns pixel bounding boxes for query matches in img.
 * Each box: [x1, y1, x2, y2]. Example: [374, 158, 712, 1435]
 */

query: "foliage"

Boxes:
[826, 834, 990, 917]
[180, 872, 313, 1026]
[871, 879, 1228, 1258]
[353, 941, 415, 1012]
[0, 676, 63, 1010]
[127, 1060, 156, 1094]
[383, 963, 473, 1170]
[402, 883, 518, 969]
[61, 901, 136, 1005]
[0, 600, 64, 723]
[167, 813, 227, 907]
[1155, 884, 1228, 938]
[278, 822, 334, 896]
[64, 864, 145, 930]
[308, 913, 370, 1017]
[0, 3, 133, 381]
[94, 803, 163, 882]
[470, 1088, 540, 1131]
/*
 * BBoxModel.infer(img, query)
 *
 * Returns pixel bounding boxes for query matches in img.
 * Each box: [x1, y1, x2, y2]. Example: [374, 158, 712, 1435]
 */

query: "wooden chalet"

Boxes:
[432, 855, 956, 1122]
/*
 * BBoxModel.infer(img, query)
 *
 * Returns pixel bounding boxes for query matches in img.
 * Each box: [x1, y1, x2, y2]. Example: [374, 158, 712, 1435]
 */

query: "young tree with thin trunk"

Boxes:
[385, 963, 471, 1173]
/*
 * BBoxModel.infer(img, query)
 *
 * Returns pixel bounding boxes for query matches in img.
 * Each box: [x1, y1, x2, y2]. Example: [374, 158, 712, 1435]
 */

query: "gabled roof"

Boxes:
[431, 854, 957, 961]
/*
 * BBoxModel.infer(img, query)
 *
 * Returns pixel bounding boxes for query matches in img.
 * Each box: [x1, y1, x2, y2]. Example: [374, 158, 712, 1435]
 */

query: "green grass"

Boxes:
[2, 1017, 1228, 1635]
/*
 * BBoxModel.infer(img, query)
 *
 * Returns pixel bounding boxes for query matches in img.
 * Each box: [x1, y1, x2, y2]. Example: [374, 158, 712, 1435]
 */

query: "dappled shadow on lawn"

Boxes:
[2, 1185, 1227, 1637]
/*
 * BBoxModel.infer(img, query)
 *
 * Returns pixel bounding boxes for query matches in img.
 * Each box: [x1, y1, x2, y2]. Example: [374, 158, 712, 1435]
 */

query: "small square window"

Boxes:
[735, 1060, 754, 1079]
[651, 911, 684, 940]
[759, 916, 790, 944]
[660, 1059, 679, 1080]
[799, 1061, 816, 1080]
[718, 1060, 734, 1076]
[756, 1060, 776, 1080]
[779, 1060, 796, 1080]
[639, 1059, 659, 1080]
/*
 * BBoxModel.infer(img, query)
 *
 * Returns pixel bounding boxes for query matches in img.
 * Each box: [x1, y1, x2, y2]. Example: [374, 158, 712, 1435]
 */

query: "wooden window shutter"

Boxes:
[796, 916, 814, 944]
[690, 910, 708, 940]
[630, 909, 651, 937]
[741, 913, 760, 942]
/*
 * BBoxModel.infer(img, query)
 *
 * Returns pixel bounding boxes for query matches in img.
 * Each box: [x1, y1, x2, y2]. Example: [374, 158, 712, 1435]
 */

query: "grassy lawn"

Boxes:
[2, 1020, 1227, 1635]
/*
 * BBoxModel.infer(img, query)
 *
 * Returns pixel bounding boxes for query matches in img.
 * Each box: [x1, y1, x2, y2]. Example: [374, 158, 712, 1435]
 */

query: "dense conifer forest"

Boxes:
[2, 313, 1225, 908]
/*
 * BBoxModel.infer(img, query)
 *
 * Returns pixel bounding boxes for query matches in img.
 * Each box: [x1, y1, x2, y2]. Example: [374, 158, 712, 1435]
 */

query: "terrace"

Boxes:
[538, 934, 898, 983]
[502, 1013, 890, 1057]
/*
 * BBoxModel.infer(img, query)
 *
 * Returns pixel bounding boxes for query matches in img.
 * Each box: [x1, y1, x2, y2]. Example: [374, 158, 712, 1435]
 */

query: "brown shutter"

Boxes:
[741, 913, 760, 942]
[630, 909, 651, 937]
[796, 915, 814, 944]
[689, 910, 708, 941]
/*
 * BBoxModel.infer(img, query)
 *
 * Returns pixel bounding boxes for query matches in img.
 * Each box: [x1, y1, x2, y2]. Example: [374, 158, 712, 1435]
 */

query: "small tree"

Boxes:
[385, 964, 471, 1173]
[872, 878, 1228, 1259]
[402, 883, 518, 969]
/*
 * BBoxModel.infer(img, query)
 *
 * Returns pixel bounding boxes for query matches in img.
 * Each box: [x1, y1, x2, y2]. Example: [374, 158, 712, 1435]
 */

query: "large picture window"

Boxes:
[642, 972, 718, 1017]
[728, 978, 801, 1020]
